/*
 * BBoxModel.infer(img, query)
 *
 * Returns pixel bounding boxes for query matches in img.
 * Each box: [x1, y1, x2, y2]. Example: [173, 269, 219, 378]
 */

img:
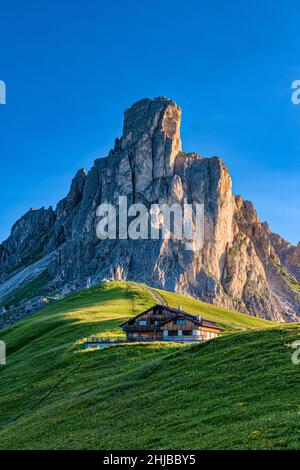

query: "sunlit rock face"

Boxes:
[1, 97, 300, 322]
[122, 97, 182, 188]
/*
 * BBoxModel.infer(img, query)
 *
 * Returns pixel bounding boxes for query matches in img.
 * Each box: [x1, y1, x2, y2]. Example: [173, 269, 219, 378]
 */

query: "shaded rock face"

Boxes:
[270, 235, 300, 285]
[1, 96, 300, 322]
[286, 243, 300, 280]
[0, 208, 55, 281]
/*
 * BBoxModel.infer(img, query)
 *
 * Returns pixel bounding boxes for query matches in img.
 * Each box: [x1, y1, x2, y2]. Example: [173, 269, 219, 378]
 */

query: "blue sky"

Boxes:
[0, 0, 299, 244]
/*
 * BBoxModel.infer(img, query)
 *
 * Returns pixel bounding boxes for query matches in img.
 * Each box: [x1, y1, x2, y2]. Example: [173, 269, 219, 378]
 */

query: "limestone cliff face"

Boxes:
[1, 97, 299, 322]
[287, 243, 300, 279]
[0, 207, 55, 281]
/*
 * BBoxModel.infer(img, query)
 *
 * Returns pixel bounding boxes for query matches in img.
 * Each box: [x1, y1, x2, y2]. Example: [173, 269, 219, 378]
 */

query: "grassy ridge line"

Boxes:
[125, 282, 277, 330]
[0, 283, 154, 431]
[129, 282, 167, 306]
[0, 281, 293, 450]
[152, 287, 278, 329]
[0, 282, 154, 357]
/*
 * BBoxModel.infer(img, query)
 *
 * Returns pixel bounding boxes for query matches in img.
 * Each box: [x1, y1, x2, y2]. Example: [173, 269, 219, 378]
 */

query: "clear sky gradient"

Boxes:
[0, 0, 299, 244]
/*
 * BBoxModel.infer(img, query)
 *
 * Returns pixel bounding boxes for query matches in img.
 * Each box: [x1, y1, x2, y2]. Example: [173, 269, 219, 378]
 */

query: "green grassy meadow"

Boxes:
[151, 286, 277, 329]
[0, 281, 299, 450]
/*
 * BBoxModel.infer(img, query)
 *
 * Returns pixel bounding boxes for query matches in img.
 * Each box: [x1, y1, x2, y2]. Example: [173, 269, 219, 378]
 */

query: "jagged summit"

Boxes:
[115, 96, 182, 191]
[0, 97, 300, 323]
[122, 96, 181, 158]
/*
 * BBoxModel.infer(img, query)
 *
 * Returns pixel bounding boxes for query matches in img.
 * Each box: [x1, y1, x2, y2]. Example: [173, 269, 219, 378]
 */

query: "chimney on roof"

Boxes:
[178, 305, 182, 312]
[196, 315, 201, 322]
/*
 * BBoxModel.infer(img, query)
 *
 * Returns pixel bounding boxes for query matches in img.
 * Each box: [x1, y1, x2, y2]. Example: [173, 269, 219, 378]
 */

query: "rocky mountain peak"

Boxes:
[119, 97, 182, 190]
[122, 96, 181, 144]
[1, 97, 300, 324]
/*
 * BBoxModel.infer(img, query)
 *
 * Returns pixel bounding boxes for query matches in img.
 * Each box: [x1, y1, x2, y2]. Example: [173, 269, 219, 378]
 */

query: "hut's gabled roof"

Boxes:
[120, 304, 223, 331]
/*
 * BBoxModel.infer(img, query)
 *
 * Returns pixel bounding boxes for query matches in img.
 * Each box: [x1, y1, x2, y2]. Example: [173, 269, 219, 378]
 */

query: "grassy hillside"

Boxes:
[0, 281, 299, 450]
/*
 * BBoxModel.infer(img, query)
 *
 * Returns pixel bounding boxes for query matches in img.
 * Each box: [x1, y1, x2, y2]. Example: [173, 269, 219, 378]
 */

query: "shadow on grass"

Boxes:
[1, 316, 128, 359]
